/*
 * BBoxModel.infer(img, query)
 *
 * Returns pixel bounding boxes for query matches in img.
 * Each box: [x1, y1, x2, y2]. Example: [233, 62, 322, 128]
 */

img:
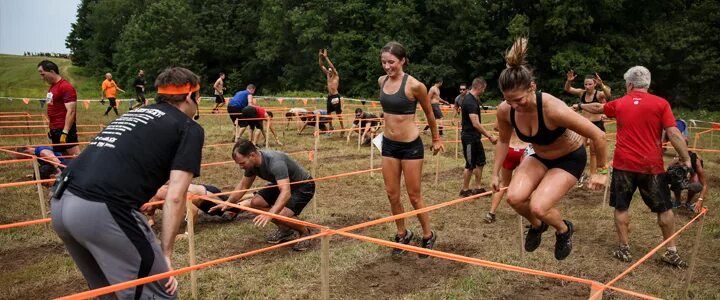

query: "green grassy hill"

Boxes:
[0, 54, 101, 99]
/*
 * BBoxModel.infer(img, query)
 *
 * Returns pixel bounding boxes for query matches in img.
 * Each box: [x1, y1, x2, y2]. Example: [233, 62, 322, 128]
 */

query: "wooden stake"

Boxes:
[321, 233, 330, 300]
[683, 214, 706, 300]
[32, 158, 48, 222]
[434, 150, 440, 185]
[234, 119, 239, 142]
[312, 118, 320, 213]
[186, 200, 198, 299]
[588, 281, 604, 300]
[264, 117, 270, 149]
[518, 215, 524, 257]
[454, 127, 459, 159]
[369, 132, 374, 178]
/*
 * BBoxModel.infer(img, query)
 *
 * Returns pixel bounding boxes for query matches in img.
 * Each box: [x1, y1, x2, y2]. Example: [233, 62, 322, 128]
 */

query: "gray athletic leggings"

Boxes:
[51, 191, 175, 300]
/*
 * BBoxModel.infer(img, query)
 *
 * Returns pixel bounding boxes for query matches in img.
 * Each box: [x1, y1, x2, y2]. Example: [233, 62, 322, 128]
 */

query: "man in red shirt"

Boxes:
[577, 66, 691, 268]
[38, 60, 80, 156]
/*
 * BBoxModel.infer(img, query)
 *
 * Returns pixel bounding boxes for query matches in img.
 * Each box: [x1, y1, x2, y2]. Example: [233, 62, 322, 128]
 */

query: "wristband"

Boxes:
[597, 165, 609, 175]
[62, 130, 69, 135]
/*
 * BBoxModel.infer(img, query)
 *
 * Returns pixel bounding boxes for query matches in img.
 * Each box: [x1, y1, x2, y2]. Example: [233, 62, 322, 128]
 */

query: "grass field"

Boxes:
[0, 96, 719, 299]
[1, 54, 720, 299]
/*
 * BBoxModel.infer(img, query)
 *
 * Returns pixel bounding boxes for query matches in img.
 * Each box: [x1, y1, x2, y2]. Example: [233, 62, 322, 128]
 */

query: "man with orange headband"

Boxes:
[51, 67, 204, 299]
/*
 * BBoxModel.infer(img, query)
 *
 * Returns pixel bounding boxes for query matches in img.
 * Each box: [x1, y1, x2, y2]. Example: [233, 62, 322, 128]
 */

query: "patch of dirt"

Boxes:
[0, 241, 65, 272]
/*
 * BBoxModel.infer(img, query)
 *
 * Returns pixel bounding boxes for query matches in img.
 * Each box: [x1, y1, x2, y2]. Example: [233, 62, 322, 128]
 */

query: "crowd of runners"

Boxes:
[22, 36, 709, 298]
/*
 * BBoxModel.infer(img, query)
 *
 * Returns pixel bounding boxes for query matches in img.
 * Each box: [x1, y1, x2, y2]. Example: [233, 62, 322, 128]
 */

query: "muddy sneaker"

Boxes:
[577, 173, 587, 188]
[459, 190, 473, 197]
[554, 220, 574, 260]
[418, 231, 437, 259]
[484, 212, 496, 223]
[524, 222, 549, 252]
[266, 227, 297, 244]
[292, 228, 318, 251]
[661, 249, 688, 268]
[471, 188, 487, 195]
[613, 245, 632, 262]
[391, 229, 414, 258]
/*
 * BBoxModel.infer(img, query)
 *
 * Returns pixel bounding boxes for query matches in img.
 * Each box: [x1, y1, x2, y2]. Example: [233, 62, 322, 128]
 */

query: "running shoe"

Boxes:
[459, 190, 473, 197]
[418, 231, 437, 259]
[554, 220, 574, 260]
[613, 245, 632, 262]
[391, 229, 414, 258]
[524, 222, 549, 252]
[484, 212, 496, 223]
[292, 228, 319, 251]
[266, 227, 297, 244]
[577, 172, 587, 188]
[471, 188, 487, 195]
[661, 249, 688, 268]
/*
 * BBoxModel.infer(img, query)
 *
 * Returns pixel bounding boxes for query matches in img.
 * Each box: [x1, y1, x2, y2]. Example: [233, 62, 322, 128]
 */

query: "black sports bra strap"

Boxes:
[381, 75, 390, 88]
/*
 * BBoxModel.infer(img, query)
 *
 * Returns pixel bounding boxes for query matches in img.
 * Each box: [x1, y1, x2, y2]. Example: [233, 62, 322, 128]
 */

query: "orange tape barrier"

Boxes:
[0, 178, 54, 189]
[0, 124, 104, 129]
[0, 131, 99, 138]
[0, 218, 51, 230]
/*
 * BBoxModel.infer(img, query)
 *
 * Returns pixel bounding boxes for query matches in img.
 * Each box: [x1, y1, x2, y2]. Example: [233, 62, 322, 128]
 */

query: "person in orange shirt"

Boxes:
[101, 72, 125, 116]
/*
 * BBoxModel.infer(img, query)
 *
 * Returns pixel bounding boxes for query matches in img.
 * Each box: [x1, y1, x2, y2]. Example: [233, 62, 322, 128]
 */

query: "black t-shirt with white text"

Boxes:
[66, 102, 204, 209]
[461, 93, 481, 138]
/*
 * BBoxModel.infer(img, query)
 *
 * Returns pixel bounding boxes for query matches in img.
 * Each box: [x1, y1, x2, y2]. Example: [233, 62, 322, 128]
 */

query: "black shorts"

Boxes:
[461, 133, 485, 169]
[196, 184, 228, 216]
[530, 145, 586, 179]
[256, 182, 315, 216]
[382, 136, 424, 160]
[592, 120, 605, 132]
[327, 94, 342, 114]
[610, 169, 672, 213]
[228, 105, 244, 125]
[240, 106, 263, 130]
[49, 124, 79, 152]
[431, 104, 443, 119]
[214, 95, 224, 104]
[135, 91, 145, 103]
[108, 97, 117, 107]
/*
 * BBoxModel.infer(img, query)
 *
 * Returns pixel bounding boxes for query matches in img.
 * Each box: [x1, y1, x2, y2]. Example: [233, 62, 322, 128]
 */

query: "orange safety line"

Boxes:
[54, 230, 331, 300]
[0, 124, 104, 129]
[0, 141, 90, 150]
[0, 120, 49, 124]
[604, 208, 708, 288]
[0, 158, 33, 165]
[0, 114, 44, 118]
[0, 148, 67, 168]
[0, 178, 54, 188]
[0, 218, 51, 230]
[0, 131, 98, 138]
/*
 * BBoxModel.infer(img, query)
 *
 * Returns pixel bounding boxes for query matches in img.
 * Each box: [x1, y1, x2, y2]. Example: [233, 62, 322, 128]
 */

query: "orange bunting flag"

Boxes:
[371, 101, 377, 108]
[22, 98, 29, 104]
[83, 100, 90, 109]
[277, 98, 284, 104]
[302, 98, 308, 106]
[308, 150, 314, 161]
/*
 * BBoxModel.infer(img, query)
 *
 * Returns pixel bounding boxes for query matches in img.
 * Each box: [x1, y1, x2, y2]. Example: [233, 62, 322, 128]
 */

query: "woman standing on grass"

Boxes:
[378, 41, 444, 258]
[491, 37, 608, 260]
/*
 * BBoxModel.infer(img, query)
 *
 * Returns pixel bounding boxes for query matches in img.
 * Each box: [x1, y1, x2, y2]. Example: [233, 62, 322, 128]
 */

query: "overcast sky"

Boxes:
[0, 0, 81, 55]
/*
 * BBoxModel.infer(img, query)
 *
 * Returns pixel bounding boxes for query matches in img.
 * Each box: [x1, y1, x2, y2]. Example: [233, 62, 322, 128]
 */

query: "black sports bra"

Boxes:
[580, 90, 599, 104]
[510, 91, 567, 145]
[379, 74, 416, 115]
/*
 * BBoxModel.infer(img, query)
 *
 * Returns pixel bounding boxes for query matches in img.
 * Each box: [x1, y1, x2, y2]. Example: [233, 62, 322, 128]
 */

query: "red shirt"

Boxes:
[255, 106, 267, 118]
[47, 78, 77, 129]
[603, 91, 676, 174]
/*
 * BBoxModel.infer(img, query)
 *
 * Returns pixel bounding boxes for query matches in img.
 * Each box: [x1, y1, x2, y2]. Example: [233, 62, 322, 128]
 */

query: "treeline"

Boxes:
[66, 0, 720, 109]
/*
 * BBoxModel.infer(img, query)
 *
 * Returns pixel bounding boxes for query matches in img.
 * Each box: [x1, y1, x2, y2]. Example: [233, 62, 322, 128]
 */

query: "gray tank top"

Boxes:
[379, 74, 416, 115]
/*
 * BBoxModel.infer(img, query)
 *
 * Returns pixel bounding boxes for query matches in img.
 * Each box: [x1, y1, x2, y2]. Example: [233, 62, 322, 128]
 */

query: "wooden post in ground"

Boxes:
[369, 132, 374, 178]
[357, 127, 362, 151]
[234, 119, 239, 142]
[588, 281, 604, 300]
[186, 199, 198, 299]
[320, 232, 330, 300]
[454, 127, 459, 159]
[312, 117, 320, 213]
[518, 215, 524, 257]
[434, 151, 440, 185]
[25, 113, 32, 145]
[264, 117, 270, 149]
[683, 213, 706, 300]
[32, 158, 48, 222]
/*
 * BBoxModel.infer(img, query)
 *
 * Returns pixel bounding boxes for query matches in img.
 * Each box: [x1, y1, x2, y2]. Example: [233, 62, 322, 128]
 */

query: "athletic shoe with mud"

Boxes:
[292, 228, 319, 251]
[524, 222, 549, 252]
[266, 228, 297, 244]
[554, 220, 574, 260]
[577, 173, 587, 188]
[471, 188, 487, 195]
[391, 229, 414, 258]
[418, 231, 437, 259]
[459, 190, 473, 197]
[613, 245, 632, 262]
[661, 249, 688, 268]
[484, 212, 496, 223]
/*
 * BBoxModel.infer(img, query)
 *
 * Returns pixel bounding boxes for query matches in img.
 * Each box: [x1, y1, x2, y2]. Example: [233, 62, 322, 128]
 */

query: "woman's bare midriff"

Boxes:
[532, 129, 585, 160]
[383, 113, 419, 142]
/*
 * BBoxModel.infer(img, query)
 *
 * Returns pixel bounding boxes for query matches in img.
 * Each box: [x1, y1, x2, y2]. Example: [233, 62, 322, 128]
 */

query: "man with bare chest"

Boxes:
[319, 49, 344, 134]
